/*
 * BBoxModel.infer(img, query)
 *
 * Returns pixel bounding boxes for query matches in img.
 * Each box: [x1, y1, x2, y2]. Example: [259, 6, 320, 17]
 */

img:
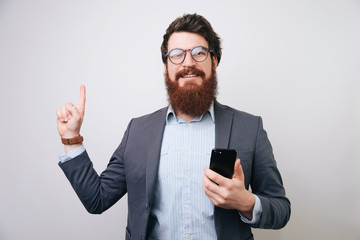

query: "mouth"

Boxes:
[182, 74, 198, 78]
[175, 67, 205, 81]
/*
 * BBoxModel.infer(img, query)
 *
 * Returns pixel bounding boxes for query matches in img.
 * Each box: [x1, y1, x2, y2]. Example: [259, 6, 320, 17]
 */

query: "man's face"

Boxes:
[165, 32, 217, 87]
[164, 31, 218, 117]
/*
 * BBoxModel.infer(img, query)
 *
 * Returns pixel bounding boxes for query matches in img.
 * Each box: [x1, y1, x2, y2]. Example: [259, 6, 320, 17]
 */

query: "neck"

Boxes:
[175, 111, 196, 122]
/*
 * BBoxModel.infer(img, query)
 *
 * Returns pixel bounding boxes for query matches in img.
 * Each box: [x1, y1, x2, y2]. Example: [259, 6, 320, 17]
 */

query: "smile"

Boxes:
[182, 75, 198, 78]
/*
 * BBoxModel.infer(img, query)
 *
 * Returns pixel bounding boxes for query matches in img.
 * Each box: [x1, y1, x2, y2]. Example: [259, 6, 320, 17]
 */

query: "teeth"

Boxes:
[183, 75, 197, 78]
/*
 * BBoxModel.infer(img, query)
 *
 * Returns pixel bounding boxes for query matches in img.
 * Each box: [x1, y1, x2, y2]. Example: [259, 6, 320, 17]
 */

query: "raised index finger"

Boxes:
[77, 85, 86, 115]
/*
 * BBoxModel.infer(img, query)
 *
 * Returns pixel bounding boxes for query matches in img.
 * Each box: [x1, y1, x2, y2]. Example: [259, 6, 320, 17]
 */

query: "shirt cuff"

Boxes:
[239, 194, 262, 225]
[58, 145, 86, 163]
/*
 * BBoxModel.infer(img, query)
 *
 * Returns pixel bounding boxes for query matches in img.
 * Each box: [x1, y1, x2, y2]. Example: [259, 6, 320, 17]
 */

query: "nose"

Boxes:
[182, 50, 196, 67]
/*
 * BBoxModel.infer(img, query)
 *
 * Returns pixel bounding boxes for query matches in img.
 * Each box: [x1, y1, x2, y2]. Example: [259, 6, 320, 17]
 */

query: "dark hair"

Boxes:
[161, 13, 222, 65]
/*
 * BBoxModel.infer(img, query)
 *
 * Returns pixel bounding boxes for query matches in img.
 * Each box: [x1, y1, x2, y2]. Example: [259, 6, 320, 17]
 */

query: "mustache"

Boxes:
[175, 67, 206, 81]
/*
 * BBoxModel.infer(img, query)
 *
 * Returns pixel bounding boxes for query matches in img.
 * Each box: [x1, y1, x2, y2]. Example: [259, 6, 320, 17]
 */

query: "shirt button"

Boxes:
[185, 205, 190, 210]
[185, 175, 190, 181]
[186, 235, 191, 239]
[186, 122, 191, 127]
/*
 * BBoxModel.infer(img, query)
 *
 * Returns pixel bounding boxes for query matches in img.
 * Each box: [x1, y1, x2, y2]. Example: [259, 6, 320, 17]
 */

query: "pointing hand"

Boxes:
[56, 85, 86, 138]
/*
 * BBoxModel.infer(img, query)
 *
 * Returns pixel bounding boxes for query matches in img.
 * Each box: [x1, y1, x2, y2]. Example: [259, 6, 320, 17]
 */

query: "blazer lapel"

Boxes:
[213, 102, 237, 238]
[214, 101, 233, 149]
[145, 107, 168, 207]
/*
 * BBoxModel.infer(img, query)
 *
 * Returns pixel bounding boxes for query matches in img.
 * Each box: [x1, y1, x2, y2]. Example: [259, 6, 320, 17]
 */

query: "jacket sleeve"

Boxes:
[58, 119, 133, 214]
[252, 117, 291, 229]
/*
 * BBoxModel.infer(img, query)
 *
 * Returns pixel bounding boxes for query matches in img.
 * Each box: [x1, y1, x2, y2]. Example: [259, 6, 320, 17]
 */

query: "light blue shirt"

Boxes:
[58, 105, 262, 239]
[148, 105, 217, 239]
[58, 144, 85, 163]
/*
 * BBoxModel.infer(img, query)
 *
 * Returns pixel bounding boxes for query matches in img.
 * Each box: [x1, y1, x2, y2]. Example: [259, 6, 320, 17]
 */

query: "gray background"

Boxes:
[1, 0, 359, 239]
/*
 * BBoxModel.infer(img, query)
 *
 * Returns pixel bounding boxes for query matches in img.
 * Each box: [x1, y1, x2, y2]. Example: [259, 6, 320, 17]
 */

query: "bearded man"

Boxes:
[56, 13, 290, 240]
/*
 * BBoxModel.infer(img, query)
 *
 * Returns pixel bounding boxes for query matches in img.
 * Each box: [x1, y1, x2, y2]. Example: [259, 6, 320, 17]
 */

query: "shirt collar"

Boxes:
[166, 103, 215, 124]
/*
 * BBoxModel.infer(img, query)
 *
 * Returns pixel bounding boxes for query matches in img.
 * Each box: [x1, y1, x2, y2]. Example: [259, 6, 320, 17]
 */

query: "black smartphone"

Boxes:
[209, 148, 237, 179]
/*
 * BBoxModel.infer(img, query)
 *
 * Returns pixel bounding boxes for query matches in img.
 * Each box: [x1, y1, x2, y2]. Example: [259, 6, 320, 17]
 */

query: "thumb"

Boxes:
[77, 85, 86, 116]
[233, 158, 244, 181]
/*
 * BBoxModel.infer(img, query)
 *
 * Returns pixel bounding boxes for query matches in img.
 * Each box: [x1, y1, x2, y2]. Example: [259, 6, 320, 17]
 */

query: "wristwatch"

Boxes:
[61, 135, 84, 145]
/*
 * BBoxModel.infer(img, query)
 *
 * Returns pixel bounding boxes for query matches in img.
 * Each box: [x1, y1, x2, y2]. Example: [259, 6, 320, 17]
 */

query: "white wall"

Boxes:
[0, 1, 359, 239]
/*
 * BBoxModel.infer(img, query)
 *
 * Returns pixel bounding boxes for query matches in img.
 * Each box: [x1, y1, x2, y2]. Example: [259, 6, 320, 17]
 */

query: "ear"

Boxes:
[212, 56, 218, 68]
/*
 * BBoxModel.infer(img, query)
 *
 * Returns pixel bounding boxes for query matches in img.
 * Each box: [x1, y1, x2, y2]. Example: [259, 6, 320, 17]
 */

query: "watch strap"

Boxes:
[61, 135, 84, 145]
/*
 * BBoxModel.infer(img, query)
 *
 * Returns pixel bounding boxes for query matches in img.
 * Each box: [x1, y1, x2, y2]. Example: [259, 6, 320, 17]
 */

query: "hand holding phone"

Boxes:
[209, 148, 237, 179]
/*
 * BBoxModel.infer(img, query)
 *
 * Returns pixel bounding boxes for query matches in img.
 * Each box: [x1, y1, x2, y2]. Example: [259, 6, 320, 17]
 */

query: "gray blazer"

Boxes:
[60, 101, 290, 240]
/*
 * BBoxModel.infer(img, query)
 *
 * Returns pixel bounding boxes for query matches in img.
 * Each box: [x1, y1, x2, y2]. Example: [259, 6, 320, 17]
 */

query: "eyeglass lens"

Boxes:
[168, 46, 209, 64]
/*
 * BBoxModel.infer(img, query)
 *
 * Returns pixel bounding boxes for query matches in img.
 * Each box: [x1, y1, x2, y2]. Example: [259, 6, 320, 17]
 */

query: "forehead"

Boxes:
[167, 32, 209, 51]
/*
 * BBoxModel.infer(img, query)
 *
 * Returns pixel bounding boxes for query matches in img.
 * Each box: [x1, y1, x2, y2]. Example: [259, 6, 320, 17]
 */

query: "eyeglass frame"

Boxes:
[165, 46, 213, 65]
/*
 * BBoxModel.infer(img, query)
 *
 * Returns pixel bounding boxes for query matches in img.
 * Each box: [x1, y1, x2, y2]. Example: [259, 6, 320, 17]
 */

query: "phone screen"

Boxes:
[209, 148, 237, 179]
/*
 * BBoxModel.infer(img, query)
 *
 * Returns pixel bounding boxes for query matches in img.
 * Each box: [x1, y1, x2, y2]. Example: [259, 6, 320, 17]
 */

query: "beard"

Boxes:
[165, 65, 218, 117]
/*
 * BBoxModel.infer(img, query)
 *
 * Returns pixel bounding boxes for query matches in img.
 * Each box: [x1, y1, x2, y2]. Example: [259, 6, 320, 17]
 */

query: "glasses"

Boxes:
[165, 46, 212, 65]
